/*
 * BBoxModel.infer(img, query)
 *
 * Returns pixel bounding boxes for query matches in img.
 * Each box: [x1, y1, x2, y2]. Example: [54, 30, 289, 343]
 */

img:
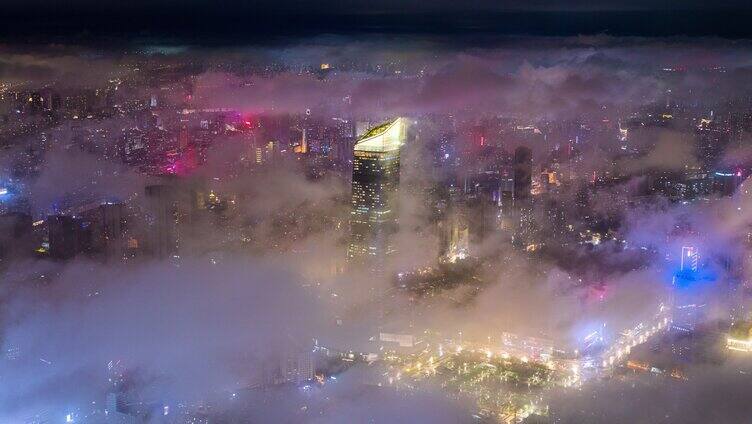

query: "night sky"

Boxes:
[4, 0, 752, 42]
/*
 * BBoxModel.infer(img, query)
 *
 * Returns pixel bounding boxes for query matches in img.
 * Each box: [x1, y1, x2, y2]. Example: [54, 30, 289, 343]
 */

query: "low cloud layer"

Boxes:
[3, 35, 752, 423]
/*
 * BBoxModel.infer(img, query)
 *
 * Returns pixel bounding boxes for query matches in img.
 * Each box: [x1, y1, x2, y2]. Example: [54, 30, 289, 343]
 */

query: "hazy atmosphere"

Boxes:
[3, 2, 752, 424]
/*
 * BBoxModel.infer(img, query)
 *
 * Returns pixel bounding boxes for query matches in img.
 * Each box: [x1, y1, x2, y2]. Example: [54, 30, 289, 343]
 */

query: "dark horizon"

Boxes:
[5, 10, 752, 45]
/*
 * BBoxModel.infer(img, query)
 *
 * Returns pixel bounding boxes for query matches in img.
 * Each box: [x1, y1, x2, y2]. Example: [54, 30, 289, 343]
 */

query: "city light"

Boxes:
[727, 338, 752, 352]
[3, 13, 752, 424]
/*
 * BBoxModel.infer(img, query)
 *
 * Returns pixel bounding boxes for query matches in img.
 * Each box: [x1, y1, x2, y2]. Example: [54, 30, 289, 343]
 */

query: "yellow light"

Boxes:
[727, 337, 752, 352]
[354, 118, 407, 153]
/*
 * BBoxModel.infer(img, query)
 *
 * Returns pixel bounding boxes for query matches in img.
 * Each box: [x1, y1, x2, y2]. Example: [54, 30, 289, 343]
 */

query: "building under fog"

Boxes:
[145, 184, 179, 259]
[513, 146, 532, 202]
[347, 118, 407, 270]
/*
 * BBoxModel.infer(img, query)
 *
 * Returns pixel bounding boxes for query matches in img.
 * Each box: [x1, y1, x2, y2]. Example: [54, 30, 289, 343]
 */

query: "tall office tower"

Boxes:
[0, 212, 32, 259]
[512, 146, 534, 249]
[672, 245, 704, 333]
[513, 146, 533, 202]
[347, 118, 407, 270]
[145, 184, 178, 259]
[446, 214, 470, 262]
[276, 351, 315, 384]
[438, 204, 470, 261]
[497, 164, 516, 230]
[82, 202, 125, 260]
[48, 215, 85, 259]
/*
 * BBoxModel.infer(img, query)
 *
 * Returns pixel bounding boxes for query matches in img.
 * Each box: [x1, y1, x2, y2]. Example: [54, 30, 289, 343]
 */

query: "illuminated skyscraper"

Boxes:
[444, 213, 470, 262]
[673, 246, 703, 333]
[347, 118, 407, 269]
[512, 146, 534, 248]
[681, 246, 699, 272]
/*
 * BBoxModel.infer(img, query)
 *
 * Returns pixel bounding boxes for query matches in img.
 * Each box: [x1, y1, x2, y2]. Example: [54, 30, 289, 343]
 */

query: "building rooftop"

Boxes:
[354, 117, 407, 153]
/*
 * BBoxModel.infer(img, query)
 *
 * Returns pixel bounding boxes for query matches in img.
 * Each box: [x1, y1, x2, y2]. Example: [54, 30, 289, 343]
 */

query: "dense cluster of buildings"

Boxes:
[4, 56, 752, 423]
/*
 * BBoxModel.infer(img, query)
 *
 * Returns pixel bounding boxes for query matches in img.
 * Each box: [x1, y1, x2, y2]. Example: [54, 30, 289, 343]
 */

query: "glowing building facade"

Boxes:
[727, 321, 752, 353]
[347, 118, 407, 269]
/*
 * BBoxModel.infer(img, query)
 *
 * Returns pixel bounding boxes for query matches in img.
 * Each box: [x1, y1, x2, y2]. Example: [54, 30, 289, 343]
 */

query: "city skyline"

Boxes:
[4, 7, 752, 424]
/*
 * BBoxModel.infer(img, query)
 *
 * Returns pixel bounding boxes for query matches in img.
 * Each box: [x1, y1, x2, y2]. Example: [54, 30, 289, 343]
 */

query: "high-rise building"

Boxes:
[0, 212, 33, 259]
[681, 246, 699, 272]
[48, 215, 86, 259]
[512, 146, 534, 249]
[105, 392, 137, 424]
[513, 146, 533, 201]
[347, 118, 407, 269]
[713, 170, 744, 197]
[270, 350, 315, 385]
[672, 246, 705, 333]
[145, 184, 178, 259]
[178, 124, 189, 150]
[81, 203, 126, 260]
[443, 211, 470, 262]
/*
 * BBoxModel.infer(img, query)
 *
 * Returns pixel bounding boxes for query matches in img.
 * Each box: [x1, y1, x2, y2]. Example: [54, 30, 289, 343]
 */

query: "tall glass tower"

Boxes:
[347, 118, 408, 269]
